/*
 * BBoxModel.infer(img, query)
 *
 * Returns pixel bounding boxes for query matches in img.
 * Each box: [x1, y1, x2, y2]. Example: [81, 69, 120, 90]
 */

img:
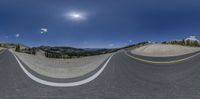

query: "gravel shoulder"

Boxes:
[13, 50, 111, 78]
[131, 44, 200, 57]
[0, 47, 5, 53]
[0, 47, 5, 50]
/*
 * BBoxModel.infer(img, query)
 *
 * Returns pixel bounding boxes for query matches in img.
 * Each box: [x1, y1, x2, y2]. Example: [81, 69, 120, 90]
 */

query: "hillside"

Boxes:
[0, 43, 29, 49]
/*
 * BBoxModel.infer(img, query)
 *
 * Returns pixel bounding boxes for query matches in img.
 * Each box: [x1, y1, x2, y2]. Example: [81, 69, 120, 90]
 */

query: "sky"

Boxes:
[0, 0, 200, 48]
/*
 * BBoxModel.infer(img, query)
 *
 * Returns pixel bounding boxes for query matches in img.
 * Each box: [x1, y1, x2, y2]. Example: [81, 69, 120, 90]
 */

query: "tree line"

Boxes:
[162, 39, 200, 47]
[15, 45, 36, 55]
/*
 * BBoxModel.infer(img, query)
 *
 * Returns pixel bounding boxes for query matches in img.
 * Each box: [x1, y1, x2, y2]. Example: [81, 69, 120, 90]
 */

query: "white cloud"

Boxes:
[124, 43, 128, 45]
[15, 34, 20, 38]
[40, 28, 48, 34]
[129, 40, 132, 43]
[5, 36, 9, 38]
[41, 28, 48, 32]
[185, 36, 199, 42]
[108, 44, 114, 47]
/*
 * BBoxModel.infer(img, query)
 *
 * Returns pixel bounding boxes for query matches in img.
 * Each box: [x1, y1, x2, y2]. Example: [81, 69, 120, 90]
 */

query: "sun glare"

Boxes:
[67, 12, 85, 20]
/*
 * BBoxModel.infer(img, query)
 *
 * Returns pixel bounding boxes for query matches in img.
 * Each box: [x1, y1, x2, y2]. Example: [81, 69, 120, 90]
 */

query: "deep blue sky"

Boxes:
[0, 0, 200, 48]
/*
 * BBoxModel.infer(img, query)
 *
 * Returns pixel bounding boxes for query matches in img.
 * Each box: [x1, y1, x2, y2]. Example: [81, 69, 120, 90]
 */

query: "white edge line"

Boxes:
[125, 51, 200, 64]
[12, 52, 114, 87]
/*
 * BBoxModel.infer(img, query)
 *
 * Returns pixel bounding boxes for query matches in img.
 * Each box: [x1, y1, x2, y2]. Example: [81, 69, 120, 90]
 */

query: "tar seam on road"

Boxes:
[125, 51, 200, 64]
[12, 51, 114, 87]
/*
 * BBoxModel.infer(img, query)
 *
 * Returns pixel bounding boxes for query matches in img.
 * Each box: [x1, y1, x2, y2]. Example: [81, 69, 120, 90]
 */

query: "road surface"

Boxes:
[1, 49, 200, 99]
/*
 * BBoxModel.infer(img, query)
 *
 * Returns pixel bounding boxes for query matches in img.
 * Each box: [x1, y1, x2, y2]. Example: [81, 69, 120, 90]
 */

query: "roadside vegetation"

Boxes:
[162, 39, 200, 47]
[15, 44, 36, 55]
[21, 48, 37, 55]
[0, 43, 16, 48]
[15, 45, 20, 52]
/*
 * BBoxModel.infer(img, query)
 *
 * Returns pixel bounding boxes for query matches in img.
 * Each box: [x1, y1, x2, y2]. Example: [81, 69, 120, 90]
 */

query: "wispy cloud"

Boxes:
[5, 36, 9, 38]
[15, 34, 20, 38]
[124, 43, 128, 45]
[108, 44, 114, 47]
[40, 28, 48, 34]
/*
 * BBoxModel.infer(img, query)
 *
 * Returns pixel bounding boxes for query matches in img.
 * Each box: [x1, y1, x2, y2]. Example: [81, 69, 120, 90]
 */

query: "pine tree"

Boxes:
[15, 45, 20, 52]
[31, 48, 36, 55]
[186, 40, 190, 46]
[194, 41, 199, 47]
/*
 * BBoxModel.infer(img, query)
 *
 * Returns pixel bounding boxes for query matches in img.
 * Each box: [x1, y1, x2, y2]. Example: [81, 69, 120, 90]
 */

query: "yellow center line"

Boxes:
[125, 51, 200, 64]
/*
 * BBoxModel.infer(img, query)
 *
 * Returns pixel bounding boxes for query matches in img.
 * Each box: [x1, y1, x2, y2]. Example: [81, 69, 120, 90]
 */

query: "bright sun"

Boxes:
[67, 12, 85, 20]
[72, 14, 81, 18]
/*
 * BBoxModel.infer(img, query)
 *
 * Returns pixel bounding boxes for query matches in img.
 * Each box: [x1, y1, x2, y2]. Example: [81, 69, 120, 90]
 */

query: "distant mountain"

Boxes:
[38, 46, 116, 52]
[38, 46, 85, 53]
[36, 46, 118, 58]
[83, 48, 106, 51]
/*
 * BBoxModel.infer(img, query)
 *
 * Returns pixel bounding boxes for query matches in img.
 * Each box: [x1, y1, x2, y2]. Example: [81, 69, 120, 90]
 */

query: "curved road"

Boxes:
[1, 49, 200, 99]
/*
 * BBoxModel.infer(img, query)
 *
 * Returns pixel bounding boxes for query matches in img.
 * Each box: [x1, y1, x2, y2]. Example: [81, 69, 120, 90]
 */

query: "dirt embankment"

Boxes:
[14, 50, 111, 79]
[131, 44, 200, 57]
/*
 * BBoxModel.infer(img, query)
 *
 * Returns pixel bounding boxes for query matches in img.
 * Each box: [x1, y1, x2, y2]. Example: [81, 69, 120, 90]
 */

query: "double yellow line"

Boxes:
[125, 51, 200, 64]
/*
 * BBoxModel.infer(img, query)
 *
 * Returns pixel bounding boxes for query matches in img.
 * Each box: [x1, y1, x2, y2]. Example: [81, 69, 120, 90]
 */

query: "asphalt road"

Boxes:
[1, 49, 200, 99]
